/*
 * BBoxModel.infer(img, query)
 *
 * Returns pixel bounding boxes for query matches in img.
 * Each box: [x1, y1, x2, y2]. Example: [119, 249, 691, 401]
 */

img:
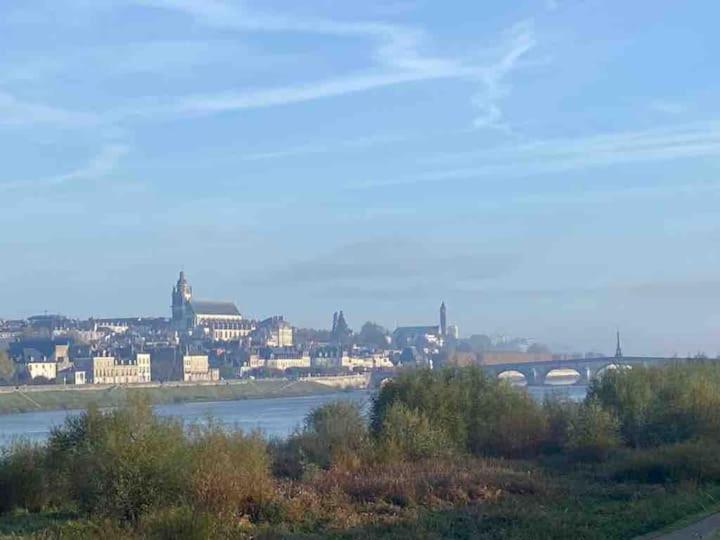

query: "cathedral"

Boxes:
[171, 272, 252, 340]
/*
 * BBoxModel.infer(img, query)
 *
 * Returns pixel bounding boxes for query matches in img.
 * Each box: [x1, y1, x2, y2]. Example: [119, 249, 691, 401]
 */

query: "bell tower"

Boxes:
[172, 271, 192, 327]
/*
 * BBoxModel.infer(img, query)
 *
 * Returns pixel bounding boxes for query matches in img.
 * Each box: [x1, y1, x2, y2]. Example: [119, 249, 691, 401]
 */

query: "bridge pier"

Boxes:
[576, 366, 593, 385]
[525, 368, 541, 386]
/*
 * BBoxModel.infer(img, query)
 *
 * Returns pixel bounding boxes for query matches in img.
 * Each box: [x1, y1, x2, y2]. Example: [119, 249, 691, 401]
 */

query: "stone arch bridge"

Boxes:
[482, 356, 687, 386]
[369, 357, 701, 388]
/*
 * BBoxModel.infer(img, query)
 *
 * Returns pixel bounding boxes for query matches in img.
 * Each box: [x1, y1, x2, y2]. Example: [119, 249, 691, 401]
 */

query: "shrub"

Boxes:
[188, 424, 274, 520]
[377, 402, 453, 462]
[372, 367, 548, 458]
[542, 397, 578, 453]
[564, 400, 620, 462]
[610, 440, 720, 484]
[589, 363, 720, 448]
[47, 398, 189, 521]
[467, 383, 548, 457]
[285, 400, 368, 472]
[0, 441, 50, 513]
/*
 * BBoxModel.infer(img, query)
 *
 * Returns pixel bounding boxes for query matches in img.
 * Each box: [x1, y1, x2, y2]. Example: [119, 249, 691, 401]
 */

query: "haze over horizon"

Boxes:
[1, 0, 719, 356]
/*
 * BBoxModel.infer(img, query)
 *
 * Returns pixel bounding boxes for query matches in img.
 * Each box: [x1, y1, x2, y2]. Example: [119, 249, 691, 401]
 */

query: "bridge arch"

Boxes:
[595, 363, 632, 379]
[497, 370, 527, 386]
[544, 368, 582, 386]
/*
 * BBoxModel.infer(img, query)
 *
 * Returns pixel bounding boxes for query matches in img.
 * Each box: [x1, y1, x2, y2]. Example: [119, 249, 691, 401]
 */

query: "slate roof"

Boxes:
[190, 300, 241, 317]
[393, 325, 440, 335]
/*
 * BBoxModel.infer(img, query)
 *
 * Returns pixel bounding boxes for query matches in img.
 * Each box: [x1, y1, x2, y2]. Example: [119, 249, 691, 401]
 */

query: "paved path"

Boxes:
[641, 512, 720, 540]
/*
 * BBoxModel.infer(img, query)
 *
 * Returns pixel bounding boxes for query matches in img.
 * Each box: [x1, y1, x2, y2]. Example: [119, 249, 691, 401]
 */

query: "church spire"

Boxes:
[615, 330, 623, 358]
[440, 301, 447, 337]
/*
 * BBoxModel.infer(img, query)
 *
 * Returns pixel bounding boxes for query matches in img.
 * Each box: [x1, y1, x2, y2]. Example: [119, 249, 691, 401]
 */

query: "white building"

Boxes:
[26, 361, 57, 381]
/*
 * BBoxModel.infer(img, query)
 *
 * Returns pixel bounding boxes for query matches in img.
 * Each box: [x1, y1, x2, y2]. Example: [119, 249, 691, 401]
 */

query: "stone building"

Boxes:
[248, 347, 310, 371]
[90, 352, 152, 384]
[182, 354, 219, 382]
[253, 316, 293, 347]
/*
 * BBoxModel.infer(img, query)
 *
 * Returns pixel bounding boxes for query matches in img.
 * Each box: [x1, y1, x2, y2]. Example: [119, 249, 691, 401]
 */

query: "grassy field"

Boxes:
[0, 379, 340, 415]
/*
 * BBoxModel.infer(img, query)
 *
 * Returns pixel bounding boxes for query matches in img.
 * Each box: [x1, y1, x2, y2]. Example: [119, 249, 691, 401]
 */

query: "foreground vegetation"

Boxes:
[2, 362, 720, 539]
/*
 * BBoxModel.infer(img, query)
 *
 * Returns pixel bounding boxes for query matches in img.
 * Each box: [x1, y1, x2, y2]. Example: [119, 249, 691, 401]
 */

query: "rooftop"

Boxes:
[190, 300, 241, 317]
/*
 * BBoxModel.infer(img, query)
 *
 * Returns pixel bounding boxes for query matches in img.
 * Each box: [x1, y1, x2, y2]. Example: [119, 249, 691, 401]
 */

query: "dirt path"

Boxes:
[640, 512, 720, 539]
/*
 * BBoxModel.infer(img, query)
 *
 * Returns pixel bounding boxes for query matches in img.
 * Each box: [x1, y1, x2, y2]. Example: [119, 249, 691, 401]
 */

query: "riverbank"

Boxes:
[0, 378, 357, 415]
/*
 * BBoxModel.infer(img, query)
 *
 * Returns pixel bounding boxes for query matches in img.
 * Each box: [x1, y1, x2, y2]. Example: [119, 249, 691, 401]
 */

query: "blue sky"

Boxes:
[1, 0, 719, 355]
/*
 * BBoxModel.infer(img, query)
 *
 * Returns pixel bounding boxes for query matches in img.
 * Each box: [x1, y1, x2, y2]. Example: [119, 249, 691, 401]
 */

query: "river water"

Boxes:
[0, 385, 586, 446]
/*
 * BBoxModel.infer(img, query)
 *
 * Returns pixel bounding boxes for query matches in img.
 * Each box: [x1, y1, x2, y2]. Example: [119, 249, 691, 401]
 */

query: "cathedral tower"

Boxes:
[172, 271, 192, 327]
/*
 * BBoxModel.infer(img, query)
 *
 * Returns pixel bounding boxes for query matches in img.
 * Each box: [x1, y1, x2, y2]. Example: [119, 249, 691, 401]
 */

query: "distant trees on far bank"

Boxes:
[295, 318, 390, 349]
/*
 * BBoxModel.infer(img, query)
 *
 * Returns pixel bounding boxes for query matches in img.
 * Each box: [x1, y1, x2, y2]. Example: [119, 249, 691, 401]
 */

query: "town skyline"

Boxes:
[2, 1, 720, 356]
[1, 269, 715, 358]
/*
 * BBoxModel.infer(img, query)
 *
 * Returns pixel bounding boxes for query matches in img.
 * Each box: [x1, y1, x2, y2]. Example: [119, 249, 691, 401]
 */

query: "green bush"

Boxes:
[542, 397, 578, 453]
[564, 400, 620, 462]
[610, 440, 720, 484]
[47, 398, 189, 522]
[589, 363, 720, 448]
[377, 402, 453, 461]
[0, 441, 50, 513]
[187, 424, 274, 520]
[372, 367, 548, 458]
[284, 400, 369, 471]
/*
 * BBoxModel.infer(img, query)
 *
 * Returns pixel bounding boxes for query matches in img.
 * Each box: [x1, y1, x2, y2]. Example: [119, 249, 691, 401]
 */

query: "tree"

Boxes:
[331, 311, 352, 345]
[467, 334, 492, 353]
[294, 328, 332, 346]
[357, 322, 389, 349]
[0, 351, 14, 383]
[527, 343, 551, 354]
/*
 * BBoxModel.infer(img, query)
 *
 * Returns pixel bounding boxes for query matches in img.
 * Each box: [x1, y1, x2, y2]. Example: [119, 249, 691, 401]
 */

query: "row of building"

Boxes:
[21, 349, 218, 385]
[0, 271, 462, 385]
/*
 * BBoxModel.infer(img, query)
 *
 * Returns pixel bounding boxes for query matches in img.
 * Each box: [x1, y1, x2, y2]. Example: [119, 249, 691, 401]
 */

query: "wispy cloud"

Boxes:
[353, 121, 720, 188]
[0, 90, 95, 127]
[471, 20, 536, 130]
[1, 143, 128, 192]
[124, 0, 534, 126]
[239, 132, 415, 161]
[545, 0, 560, 12]
[49, 143, 129, 185]
[648, 99, 689, 116]
[3, 2, 538, 129]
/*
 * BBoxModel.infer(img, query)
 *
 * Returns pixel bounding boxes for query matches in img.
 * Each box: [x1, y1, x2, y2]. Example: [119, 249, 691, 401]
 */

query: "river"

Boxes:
[0, 385, 586, 446]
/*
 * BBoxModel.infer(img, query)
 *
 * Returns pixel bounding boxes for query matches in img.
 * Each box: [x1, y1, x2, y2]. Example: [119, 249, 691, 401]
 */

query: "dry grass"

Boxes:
[269, 458, 545, 533]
